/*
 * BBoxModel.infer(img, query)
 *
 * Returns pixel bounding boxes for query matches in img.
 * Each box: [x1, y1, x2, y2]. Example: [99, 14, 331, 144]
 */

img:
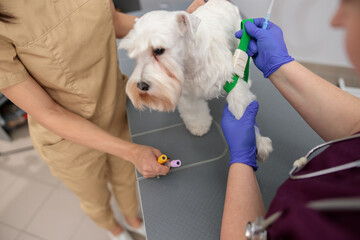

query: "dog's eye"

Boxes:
[153, 48, 165, 56]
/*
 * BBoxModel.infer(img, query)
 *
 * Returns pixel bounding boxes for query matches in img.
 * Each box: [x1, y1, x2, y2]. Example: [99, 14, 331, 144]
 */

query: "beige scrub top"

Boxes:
[0, 0, 129, 166]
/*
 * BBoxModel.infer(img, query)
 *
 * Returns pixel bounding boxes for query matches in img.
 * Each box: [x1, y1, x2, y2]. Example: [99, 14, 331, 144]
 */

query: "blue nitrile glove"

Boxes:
[221, 101, 259, 170]
[235, 18, 294, 78]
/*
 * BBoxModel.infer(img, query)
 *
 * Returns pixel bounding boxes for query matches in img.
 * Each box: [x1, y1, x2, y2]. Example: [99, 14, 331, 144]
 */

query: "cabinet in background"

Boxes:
[0, 93, 27, 141]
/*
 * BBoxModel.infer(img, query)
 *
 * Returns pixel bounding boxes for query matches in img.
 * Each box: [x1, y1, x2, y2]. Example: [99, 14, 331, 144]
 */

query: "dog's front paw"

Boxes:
[256, 136, 273, 162]
[184, 116, 212, 137]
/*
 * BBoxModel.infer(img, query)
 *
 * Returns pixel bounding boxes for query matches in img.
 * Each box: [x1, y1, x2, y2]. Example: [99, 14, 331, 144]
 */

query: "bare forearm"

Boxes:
[40, 103, 136, 160]
[269, 61, 360, 141]
[221, 164, 265, 240]
[109, 0, 137, 39]
[112, 12, 137, 39]
[1, 77, 136, 162]
[186, 0, 206, 13]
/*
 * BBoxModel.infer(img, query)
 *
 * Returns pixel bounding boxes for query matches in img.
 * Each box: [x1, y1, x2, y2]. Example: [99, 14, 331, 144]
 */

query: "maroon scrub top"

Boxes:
[266, 133, 360, 240]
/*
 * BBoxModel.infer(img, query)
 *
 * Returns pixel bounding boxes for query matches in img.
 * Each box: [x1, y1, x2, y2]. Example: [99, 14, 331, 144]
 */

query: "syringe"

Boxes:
[262, 0, 275, 29]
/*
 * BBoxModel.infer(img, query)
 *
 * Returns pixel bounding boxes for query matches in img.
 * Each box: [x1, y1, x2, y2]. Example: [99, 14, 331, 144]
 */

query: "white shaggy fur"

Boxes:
[119, 0, 272, 161]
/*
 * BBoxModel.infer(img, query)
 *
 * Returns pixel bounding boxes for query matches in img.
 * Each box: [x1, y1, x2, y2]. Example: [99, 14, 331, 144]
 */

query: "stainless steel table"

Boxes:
[118, 4, 323, 239]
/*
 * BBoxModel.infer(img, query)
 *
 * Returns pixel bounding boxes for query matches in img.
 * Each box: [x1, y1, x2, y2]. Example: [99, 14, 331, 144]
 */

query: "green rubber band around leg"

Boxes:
[224, 19, 253, 94]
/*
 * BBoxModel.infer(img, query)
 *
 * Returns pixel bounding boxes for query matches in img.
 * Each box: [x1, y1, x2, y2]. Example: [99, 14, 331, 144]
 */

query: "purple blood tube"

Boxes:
[165, 160, 182, 168]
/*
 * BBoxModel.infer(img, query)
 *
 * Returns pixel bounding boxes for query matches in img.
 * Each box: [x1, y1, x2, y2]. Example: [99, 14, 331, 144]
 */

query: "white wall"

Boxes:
[232, 0, 351, 67]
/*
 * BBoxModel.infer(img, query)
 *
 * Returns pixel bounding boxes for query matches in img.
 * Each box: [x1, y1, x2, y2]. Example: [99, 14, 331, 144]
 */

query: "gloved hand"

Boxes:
[235, 18, 294, 78]
[221, 101, 259, 170]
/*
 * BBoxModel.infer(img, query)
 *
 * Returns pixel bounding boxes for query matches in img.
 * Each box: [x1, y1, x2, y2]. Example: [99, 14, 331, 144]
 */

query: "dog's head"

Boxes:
[119, 11, 201, 111]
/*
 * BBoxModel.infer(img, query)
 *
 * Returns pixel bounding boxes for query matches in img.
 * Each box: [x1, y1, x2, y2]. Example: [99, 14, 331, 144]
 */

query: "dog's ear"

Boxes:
[177, 12, 201, 39]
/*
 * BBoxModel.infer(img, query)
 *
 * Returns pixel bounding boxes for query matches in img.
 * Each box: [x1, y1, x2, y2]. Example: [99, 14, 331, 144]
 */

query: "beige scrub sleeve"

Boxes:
[0, 38, 29, 90]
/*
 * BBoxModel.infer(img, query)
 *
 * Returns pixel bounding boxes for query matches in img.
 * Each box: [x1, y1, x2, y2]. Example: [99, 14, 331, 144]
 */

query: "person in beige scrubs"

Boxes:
[0, 0, 206, 239]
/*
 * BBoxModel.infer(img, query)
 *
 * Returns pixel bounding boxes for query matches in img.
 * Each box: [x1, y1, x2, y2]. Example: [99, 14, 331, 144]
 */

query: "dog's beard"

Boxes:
[126, 69, 182, 112]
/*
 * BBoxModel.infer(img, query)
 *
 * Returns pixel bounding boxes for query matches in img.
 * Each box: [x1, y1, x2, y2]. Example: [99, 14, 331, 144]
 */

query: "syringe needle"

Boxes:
[262, 0, 275, 29]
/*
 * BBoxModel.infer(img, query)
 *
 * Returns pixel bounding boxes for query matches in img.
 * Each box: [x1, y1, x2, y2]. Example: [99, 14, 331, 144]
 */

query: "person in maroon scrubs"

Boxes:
[220, 0, 360, 239]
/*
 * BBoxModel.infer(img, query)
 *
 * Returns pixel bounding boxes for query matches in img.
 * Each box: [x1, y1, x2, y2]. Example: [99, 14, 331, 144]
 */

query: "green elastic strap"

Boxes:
[224, 18, 253, 94]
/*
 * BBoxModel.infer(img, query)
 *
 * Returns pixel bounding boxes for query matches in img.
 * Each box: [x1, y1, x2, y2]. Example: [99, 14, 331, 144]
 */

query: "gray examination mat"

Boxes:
[118, 4, 324, 240]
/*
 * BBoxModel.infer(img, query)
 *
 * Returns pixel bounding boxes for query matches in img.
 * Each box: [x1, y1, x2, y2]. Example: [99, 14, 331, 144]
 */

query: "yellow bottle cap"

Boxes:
[158, 154, 168, 164]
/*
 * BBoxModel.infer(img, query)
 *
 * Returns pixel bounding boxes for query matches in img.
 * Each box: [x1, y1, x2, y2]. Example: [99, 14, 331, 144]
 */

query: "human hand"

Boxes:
[235, 18, 294, 78]
[221, 101, 259, 170]
[130, 144, 170, 178]
[186, 0, 207, 13]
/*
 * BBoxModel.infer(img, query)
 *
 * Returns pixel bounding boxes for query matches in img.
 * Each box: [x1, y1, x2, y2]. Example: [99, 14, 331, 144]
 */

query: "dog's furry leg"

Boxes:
[226, 80, 256, 119]
[255, 127, 273, 162]
[178, 95, 212, 136]
[226, 80, 273, 161]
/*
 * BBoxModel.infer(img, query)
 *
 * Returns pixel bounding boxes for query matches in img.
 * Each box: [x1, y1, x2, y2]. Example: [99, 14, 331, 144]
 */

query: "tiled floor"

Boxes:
[0, 125, 144, 240]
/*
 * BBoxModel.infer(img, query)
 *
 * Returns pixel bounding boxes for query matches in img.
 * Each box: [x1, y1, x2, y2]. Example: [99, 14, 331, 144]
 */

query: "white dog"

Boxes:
[119, 0, 272, 161]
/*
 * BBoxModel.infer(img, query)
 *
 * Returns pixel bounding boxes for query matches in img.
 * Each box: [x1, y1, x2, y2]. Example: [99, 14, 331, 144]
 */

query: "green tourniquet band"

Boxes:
[224, 18, 254, 94]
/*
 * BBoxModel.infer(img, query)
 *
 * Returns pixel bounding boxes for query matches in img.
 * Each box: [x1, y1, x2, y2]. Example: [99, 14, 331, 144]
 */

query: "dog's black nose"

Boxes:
[137, 82, 150, 91]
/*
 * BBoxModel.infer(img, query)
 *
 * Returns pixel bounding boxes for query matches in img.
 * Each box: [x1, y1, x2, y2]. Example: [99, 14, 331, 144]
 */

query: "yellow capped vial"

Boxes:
[158, 154, 168, 164]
